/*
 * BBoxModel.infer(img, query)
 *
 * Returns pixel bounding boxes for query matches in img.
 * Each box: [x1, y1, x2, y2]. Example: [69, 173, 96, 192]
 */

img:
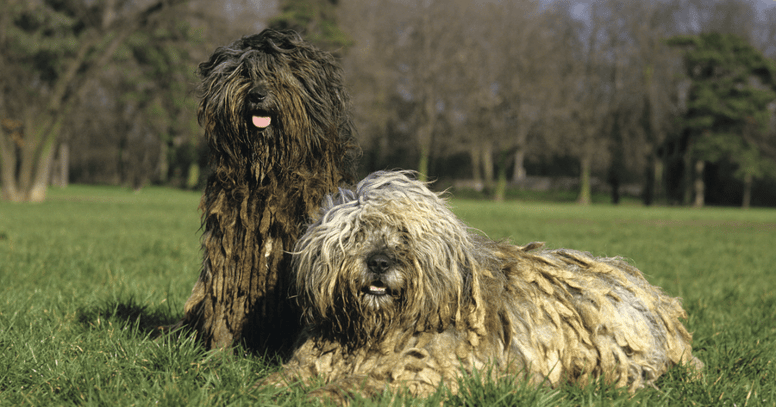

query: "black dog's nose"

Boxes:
[248, 86, 268, 103]
[367, 254, 392, 274]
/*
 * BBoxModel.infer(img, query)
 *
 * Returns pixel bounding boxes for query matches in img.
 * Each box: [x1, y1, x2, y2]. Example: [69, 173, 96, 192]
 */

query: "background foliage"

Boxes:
[2, 0, 776, 206]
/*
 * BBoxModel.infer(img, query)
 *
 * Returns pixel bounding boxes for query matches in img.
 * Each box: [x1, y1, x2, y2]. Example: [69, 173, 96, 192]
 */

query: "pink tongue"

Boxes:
[252, 116, 271, 128]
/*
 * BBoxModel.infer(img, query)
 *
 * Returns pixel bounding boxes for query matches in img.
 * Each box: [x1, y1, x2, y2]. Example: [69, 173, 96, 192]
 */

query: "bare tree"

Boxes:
[338, 0, 403, 173]
[342, 0, 560, 194]
[434, 0, 508, 192]
[399, 0, 463, 181]
[500, 2, 567, 187]
[597, 0, 687, 205]
[704, 0, 757, 42]
[450, 0, 557, 200]
[543, 2, 616, 205]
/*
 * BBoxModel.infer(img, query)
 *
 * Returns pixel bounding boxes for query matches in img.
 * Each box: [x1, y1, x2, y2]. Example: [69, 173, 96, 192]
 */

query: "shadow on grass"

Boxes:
[77, 296, 181, 336]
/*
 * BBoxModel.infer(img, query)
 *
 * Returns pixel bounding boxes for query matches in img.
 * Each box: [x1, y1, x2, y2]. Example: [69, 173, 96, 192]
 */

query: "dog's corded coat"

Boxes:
[262, 171, 702, 402]
[173, 29, 357, 354]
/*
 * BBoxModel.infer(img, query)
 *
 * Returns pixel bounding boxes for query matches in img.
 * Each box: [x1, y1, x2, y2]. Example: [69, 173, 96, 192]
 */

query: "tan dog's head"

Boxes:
[293, 171, 489, 345]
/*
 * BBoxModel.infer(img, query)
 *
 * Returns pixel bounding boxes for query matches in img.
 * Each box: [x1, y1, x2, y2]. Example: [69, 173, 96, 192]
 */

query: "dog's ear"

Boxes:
[460, 256, 488, 343]
[399, 226, 484, 335]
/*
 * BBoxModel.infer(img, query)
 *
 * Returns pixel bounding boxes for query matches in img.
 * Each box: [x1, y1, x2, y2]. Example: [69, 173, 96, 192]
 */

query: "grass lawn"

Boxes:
[1, 185, 774, 406]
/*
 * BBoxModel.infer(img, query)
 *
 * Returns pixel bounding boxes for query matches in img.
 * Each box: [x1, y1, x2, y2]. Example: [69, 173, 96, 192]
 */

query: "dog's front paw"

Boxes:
[306, 375, 391, 406]
[307, 386, 351, 406]
[250, 370, 301, 392]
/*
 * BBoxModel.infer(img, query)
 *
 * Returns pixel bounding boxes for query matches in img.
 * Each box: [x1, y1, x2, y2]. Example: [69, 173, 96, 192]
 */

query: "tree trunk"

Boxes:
[186, 163, 200, 190]
[493, 150, 509, 202]
[416, 59, 436, 183]
[512, 148, 526, 183]
[577, 155, 592, 205]
[470, 144, 482, 191]
[417, 144, 429, 183]
[158, 140, 169, 184]
[682, 148, 693, 206]
[7, 110, 61, 202]
[693, 159, 705, 208]
[416, 108, 434, 183]
[51, 143, 69, 188]
[17, 112, 37, 196]
[609, 171, 620, 205]
[742, 172, 752, 209]
[643, 151, 664, 206]
[29, 144, 56, 202]
[653, 157, 664, 204]
[643, 157, 655, 206]
[0, 124, 20, 201]
[482, 142, 494, 191]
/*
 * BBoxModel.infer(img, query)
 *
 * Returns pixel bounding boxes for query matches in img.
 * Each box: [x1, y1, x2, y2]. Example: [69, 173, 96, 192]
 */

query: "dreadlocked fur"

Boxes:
[173, 29, 357, 354]
[258, 171, 703, 403]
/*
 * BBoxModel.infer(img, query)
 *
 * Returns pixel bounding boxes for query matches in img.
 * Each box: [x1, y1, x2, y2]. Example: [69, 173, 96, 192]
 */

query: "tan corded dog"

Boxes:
[262, 170, 702, 403]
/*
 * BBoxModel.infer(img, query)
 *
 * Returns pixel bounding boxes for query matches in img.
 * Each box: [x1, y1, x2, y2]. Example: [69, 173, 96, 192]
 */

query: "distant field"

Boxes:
[1, 185, 774, 406]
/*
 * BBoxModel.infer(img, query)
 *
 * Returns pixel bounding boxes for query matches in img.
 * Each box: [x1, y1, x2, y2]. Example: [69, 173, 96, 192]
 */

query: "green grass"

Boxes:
[1, 185, 775, 406]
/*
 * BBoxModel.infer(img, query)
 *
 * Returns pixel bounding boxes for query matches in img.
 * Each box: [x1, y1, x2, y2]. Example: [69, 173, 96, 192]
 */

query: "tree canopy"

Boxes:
[667, 32, 776, 206]
[269, 0, 352, 52]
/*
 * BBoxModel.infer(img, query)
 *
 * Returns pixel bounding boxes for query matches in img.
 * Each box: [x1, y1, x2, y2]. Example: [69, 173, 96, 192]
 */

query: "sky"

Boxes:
[752, 0, 775, 11]
[556, 0, 776, 20]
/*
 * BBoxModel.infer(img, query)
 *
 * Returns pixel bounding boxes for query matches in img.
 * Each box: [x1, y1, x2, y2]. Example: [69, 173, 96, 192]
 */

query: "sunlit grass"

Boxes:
[1, 185, 774, 405]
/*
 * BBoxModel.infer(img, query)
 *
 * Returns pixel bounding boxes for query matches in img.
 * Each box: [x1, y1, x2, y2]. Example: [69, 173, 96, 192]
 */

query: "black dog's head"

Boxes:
[196, 29, 356, 180]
